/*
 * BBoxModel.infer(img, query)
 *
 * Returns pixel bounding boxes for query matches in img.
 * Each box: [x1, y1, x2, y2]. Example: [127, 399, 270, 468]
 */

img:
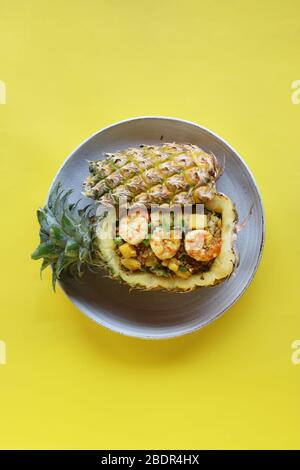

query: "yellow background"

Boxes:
[0, 0, 299, 450]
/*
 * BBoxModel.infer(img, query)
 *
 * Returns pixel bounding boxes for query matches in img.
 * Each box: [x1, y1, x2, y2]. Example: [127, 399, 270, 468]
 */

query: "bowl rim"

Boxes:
[49, 116, 266, 340]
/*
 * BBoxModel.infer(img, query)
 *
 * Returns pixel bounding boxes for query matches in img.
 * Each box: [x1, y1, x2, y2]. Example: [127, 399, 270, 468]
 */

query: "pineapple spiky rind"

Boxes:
[83, 143, 220, 206]
[31, 184, 97, 289]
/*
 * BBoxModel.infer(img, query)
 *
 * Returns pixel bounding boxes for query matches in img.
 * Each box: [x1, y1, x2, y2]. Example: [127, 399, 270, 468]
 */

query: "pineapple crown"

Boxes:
[31, 184, 97, 289]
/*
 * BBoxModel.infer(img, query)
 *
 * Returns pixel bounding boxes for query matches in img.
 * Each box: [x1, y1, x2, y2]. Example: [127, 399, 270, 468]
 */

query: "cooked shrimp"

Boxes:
[184, 229, 221, 262]
[150, 228, 181, 260]
[119, 214, 148, 245]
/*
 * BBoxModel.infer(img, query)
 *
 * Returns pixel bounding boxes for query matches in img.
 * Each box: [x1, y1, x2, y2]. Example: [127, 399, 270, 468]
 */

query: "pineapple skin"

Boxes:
[83, 143, 220, 207]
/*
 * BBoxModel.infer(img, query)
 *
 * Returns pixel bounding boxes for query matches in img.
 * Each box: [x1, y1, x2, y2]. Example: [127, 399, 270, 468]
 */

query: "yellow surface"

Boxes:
[0, 0, 299, 450]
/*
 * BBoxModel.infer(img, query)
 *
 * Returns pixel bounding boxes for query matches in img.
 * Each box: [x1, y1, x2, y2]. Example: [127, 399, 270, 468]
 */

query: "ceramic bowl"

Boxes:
[50, 116, 265, 339]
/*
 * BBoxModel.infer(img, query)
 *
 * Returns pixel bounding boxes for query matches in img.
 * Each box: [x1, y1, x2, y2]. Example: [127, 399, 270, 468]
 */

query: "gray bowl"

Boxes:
[50, 116, 265, 339]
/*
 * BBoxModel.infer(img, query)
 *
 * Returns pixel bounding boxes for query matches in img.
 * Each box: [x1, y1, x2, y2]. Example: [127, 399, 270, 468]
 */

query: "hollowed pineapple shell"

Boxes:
[96, 193, 238, 292]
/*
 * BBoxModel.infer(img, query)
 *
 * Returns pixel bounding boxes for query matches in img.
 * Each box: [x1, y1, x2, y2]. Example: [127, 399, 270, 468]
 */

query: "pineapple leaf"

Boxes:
[31, 241, 57, 259]
[49, 225, 68, 247]
[32, 184, 95, 289]
[48, 184, 61, 211]
[54, 189, 73, 222]
[78, 205, 92, 217]
[79, 246, 89, 262]
[55, 253, 72, 278]
[40, 230, 49, 243]
[64, 239, 79, 256]
[37, 208, 50, 232]
[61, 212, 76, 236]
[40, 259, 52, 279]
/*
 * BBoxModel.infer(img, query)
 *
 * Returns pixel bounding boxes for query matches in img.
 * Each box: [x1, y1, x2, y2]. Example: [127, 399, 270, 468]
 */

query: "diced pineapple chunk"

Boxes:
[161, 257, 180, 272]
[176, 269, 191, 279]
[119, 243, 137, 258]
[168, 259, 180, 273]
[121, 258, 141, 271]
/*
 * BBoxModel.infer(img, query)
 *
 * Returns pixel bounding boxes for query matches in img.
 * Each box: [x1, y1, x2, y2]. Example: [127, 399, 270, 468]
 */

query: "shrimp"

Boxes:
[184, 229, 221, 262]
[150, 228, 181, 260]
[119, 213, 148, 245]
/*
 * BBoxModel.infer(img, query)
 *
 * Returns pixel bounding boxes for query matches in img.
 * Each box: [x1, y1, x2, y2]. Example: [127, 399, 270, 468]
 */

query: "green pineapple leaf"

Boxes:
[32, 184, 95, 290]
[64, 239, 79, 256]
[31, 241, 58, 259]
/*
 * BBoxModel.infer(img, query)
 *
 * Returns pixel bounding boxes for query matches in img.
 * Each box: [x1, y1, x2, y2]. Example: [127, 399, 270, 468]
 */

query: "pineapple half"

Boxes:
[97, 193, 237, 292]
[83, 143, 220, 206]
[32, 185, 238, 292]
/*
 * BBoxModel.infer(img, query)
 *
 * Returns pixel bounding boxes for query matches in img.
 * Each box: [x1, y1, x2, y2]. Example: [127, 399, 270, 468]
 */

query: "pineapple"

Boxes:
[97, 192, 237, 291]
[119, 243, 137, 258]
[32, 183, 237, 292]
[31, 184, 100, 289]
[176, 268, 192, 279]
[120, 258, 141, 271]
[165, 258, 181, 273]
[83, 143, 220, 206]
